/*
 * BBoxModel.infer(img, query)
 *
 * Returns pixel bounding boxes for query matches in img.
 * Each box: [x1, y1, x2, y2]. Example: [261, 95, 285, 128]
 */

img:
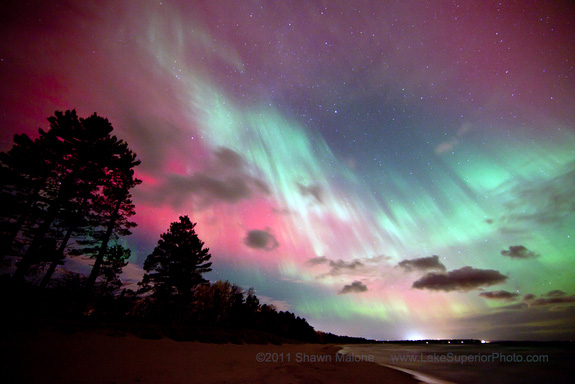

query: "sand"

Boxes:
[2, 328, 419, 384]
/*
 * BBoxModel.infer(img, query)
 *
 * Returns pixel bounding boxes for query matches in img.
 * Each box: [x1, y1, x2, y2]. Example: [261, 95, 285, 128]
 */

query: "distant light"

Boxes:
[406, 332, 424, 341]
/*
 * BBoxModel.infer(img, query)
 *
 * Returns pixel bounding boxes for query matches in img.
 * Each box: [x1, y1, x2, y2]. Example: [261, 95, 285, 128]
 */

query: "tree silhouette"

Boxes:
[9, 110, 96, 280]
[193, 280, 244, 325]
[0, 133, 50, 266]
[139, 216, 212, 326]
[0, 110, 140, 286]
[99, 244, 131, 294]
[82, 128, 140, 303]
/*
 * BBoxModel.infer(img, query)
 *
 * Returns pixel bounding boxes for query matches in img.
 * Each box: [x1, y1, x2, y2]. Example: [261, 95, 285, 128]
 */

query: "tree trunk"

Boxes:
[1, 181, 44, 264]
[39, 226, 74, 289]
[40, 196, 89, 289]
[83, 197, 122, 309]
[12, 194, 64, 281]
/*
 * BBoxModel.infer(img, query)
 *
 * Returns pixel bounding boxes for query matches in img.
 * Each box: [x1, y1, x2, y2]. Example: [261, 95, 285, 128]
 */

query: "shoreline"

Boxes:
[337, 345, 454, 384]
[377, 363, 455, 384]
[2, 327, 420, 384]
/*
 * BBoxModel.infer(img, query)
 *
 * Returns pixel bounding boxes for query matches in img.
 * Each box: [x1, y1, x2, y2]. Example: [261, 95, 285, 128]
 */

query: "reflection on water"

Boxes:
[340, 343, 574, 384]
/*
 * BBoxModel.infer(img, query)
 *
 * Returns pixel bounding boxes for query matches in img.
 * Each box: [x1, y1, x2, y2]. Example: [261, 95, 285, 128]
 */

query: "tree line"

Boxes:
[0, 110, 321, 343]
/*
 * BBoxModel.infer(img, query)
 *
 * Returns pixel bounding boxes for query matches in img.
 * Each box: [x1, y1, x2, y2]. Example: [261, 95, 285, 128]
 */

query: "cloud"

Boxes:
[329, 259, 363, 270]
[501, 245, 540, 259]
[172, 173, 252, 201]
[213, 147, 245, 170]
[297, 183, 323, 203]
[319, 259, 365, 277]
[140, 147, 270, 209]
[435, 138, 458, 155]
[121, 113, 183, 174]
[412, 266, 507, 292]
[435, 123, 472, 155]
[307, 256, 329, 266]
[523, 291, 575, 307]
[186, 147, 270, 204]
[532, 296, 575, 306]
[309, 255, 389, 279]
[545, 290, 567, 298]
[497, 165, 575, 233]
[479, 290, 520, 301]
[398, 255, 446, 272]
[243, 229, 279, 251]
[339, 280, 368, 294]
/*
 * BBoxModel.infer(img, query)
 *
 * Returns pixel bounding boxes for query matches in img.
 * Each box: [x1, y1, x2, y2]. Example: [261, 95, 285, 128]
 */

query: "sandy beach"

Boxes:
[2, 327, 419, 384]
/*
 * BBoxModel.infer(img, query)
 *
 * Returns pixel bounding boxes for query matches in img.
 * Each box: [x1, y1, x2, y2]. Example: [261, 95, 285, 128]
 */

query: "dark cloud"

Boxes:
[139, 147, 270, 209]
[479, 290, 520, 301]
[121, 113, 185, 174]
[306, 256, 363, 270]
[523, 291, 575, 306]
[532, 296, 575, 306]
[412, 266, 507, 292]
[307, 256, 329, 265]
[309, 255, 387, 279]
[545, 290, 566, 298]
[191, 147, 270, 203]
[329, 259, 363, 270]
[498, 166, 575, 232]
[297, 183, 323, 203]
[501, 245, 540, 260]
[213, 147, 245, 170]
[523, 293, 537, 301]
[319, 259, 364, 277]
[243, 229, 279, 251]
[339, 280, 368, 294]
[171, 173, 252, 202]
[398, 255, 446, 272]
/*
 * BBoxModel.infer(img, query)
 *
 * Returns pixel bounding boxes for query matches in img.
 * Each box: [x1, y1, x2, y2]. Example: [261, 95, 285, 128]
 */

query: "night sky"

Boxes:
[1, 0, 574, 341]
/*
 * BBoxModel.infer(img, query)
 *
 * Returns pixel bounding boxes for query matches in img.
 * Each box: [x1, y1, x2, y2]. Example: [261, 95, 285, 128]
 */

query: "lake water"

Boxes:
[339, 343, 574, 384]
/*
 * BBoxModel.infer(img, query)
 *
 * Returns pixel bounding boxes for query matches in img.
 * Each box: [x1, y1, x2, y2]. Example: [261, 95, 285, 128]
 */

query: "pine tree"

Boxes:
[1, 111, 136, 281]
[99, 244, 131, 294]
[139, 216, 212, 326]
[0, 133, 50, 266]
[82, 127, 140, 301]
[0, 110, 140, 287]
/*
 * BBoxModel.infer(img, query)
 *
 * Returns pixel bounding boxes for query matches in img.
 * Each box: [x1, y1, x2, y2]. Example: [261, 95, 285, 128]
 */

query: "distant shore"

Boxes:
[2, 327, 419, 384]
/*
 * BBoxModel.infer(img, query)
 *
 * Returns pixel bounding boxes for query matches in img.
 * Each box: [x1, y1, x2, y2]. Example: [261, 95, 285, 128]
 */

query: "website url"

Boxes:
[390, 352, 549, 364]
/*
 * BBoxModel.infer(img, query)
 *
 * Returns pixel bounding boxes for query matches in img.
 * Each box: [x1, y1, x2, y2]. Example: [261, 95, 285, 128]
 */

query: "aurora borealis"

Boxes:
[1, 0, 574, 340]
